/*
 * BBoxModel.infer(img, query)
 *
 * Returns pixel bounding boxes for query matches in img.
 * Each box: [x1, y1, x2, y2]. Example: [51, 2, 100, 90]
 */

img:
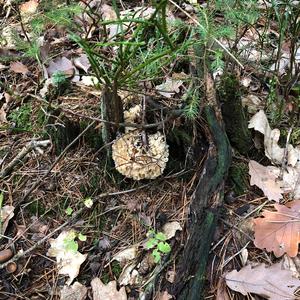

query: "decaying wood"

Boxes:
[169, 74, 232, 299]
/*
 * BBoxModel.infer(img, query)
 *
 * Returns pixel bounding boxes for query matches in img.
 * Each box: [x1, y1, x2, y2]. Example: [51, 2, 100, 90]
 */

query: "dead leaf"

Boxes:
[60, 282, 87, 300]
[19, 0, 39, 15]
[118, 264, 140, 286]
[101, 4, 118, 40]
[248, 110, 300, 167]
[113, 246, 137, 264]
[91, 278, 127, 300]
[162, 221, 182, 240]
[156, 76, 184, 98]
[47, 230, 87, 285]
[157, 291, 173, 300]
[282, 255, 300, 278]
[225, 261, 300, 299]
[10, 61, 29, 75]
[47, 57, 75, 78]
[241, 94, 263, 113]
[0, 106, 7, 124]
[0, 206, 15, 235]
[253, 200, 300, 257]
[79, 76, 99, 86]
[249, 160, 283, 202]
[268, 165, 300, 199]
[73, 54, 90, 73]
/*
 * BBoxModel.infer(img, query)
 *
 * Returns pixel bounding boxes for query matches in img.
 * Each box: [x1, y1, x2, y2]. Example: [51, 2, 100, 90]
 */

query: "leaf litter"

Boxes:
[1, 0, 300, 299]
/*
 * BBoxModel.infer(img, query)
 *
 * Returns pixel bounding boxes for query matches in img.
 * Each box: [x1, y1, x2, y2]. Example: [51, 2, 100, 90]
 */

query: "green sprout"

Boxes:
[145, 230, 171, 263]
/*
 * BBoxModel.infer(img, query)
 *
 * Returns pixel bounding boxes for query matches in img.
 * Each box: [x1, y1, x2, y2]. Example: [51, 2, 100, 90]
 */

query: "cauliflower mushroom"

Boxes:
[112, 130, 169, 180]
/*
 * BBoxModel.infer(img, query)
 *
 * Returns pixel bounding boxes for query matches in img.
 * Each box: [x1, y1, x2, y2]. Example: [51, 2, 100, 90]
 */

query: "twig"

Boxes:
[280, 126, 293, 178]
[169, 0, 244, 69]
[17, 122, 95, 208]
[29, 94, 183, 129]
[0, 140, 51, 179]
[0, 210, 80, 270]
[0, 185, 149, 270]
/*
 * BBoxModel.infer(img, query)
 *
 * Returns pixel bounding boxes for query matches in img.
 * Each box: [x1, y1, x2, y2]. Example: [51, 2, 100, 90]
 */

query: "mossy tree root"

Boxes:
[171, 105, 232, 299]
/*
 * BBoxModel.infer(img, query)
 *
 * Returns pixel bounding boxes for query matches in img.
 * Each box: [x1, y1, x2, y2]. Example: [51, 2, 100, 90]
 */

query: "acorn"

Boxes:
[0, 249, 13, 263]
[6, 262, 17, 273]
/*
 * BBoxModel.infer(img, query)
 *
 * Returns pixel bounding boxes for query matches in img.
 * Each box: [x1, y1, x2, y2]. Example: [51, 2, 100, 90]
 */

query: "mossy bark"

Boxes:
[218, 74, 252, 155]
[170, 106, 231, 300]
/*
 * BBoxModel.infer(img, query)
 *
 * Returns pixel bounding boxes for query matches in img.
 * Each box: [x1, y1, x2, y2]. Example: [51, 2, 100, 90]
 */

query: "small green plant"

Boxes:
[63, 231, 87, 253]
[145, 230, 171, 263]
[52, 71, 68, 87]
[63, 231, 78, 253]
[65, 206, 73, 216]
[8, 103, 32, 131]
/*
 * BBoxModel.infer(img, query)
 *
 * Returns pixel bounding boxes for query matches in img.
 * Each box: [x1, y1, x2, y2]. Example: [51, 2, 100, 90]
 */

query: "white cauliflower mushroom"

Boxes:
[112, 130, 169, 180]
[124, 104, 142, 132]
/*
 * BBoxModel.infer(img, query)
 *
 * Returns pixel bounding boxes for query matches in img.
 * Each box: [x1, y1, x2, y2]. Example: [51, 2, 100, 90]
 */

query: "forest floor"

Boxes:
[0, 1, 300, 299]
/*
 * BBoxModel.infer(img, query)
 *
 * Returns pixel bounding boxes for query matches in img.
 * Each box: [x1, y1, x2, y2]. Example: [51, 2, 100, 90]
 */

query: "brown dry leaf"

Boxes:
[0, 106, 7, 124]
[253, 200, 300, 257]
[47, 57, 75, 78]
[268, 165, 300, 200]
[0, 206, 15, 235]
[91, 278, 127, 300]
[10, 61, 29, 75]
[19, 0, 39, 15]
[73, 54, 90, 73]
[156, 76, 184, 98]
[157, 291, 173, 300]
[225, 262, 300, 299]
[113, 246, 137, 264]
[60, 282, 87, 300]
[249, 160, 283, 202]
[162, 221, 182, 240]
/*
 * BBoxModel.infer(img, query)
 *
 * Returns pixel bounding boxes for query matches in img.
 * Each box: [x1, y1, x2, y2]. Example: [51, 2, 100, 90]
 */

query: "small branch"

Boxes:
[0, 184, 149, 270]
[29, 94, 183, 129]
[17, 122, 95, 209]
[0, 140, 51, 179]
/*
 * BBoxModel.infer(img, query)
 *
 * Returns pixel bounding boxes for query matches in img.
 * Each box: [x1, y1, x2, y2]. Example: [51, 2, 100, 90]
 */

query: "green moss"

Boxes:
[111, 261, 122, 278]
[8, 103, 32, 131]
[228, 162, 249, 195]
[218, 74, 252, 155]
[101, 272, 110, 284]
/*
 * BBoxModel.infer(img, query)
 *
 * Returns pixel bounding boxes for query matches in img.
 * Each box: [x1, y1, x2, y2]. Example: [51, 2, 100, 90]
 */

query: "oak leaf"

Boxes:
[249, 160, 283, 202]
[91, 278, 127, 300]
[225, 262, 300, 299]
[10, 61, 29, 75]
[253, 200, 300, 257]
[47, 57, 75, 78]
